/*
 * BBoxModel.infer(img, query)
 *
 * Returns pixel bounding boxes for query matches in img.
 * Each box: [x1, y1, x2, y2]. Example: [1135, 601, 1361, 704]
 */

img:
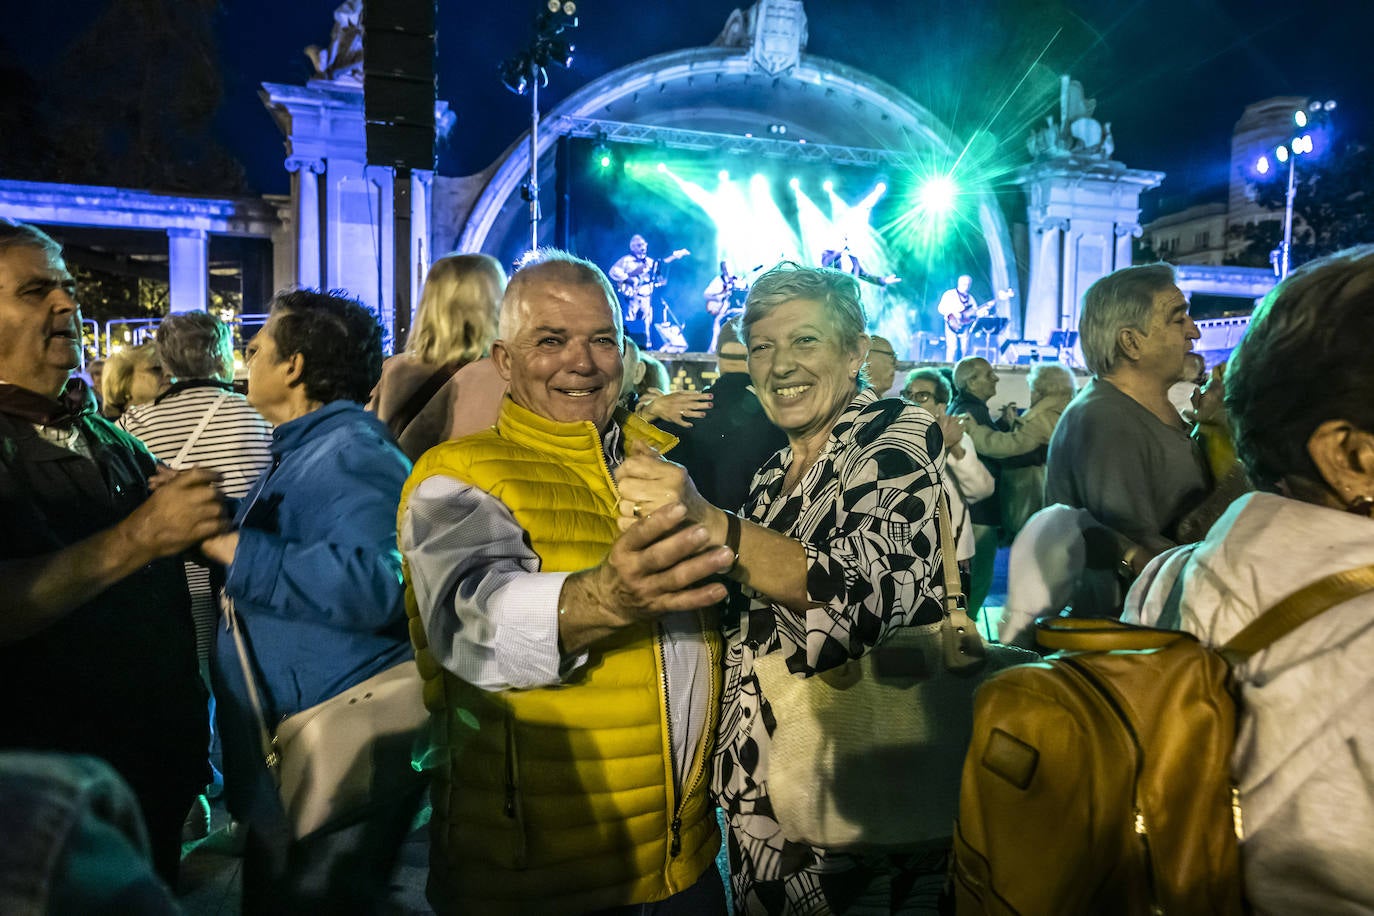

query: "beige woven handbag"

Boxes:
[752, 494, 1037, 852]
[225, 597, 429, 838]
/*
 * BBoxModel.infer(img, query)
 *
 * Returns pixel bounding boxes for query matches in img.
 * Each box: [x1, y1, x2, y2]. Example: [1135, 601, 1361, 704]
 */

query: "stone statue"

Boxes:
[712, 0, 808, 74]
[306, 0, 364, 84]
[1026, 75, 1116, 161]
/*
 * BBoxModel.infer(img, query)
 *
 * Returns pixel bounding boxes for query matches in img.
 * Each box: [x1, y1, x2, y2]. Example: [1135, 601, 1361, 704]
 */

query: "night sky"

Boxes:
[7, 0, 1371, 216]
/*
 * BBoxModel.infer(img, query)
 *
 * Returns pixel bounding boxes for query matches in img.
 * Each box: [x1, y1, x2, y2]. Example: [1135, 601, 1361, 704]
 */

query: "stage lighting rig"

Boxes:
[501, 0, 582, 248]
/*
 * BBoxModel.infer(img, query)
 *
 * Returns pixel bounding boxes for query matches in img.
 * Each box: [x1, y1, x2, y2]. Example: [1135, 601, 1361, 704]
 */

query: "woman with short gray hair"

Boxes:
[617, 261, 947, 913]
[1126, 246, 1374, 914]
[156, 310, 235, 381]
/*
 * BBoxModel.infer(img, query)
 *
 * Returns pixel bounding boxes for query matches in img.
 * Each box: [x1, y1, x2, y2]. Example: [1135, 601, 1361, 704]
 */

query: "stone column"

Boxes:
[1114, 223, 1139, 270]
[167, 228, 209, 313]
[411, 170, 434, 308]
[287, 156, 324, 289]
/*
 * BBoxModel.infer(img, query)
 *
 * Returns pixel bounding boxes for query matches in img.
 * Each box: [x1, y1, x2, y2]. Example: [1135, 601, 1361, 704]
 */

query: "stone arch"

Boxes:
[456, 46, 1018, 330]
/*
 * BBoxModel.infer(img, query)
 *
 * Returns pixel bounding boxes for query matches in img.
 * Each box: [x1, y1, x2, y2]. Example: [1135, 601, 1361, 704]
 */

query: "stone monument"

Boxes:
[1015, 75, 1164, 350]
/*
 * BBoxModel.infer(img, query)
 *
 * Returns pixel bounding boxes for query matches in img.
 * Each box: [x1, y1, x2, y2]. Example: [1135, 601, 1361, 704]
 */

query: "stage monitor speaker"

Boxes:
[999, 340, 1060, 365]
[364, 0, 436, 170]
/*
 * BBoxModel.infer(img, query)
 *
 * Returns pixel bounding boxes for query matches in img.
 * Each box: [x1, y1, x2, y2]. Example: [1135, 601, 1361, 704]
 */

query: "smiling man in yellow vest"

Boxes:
[399, 249, 735, 915]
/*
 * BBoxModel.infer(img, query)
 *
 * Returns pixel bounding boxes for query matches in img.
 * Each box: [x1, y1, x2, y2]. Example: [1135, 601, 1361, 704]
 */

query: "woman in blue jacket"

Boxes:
[202, 289, 417, 914]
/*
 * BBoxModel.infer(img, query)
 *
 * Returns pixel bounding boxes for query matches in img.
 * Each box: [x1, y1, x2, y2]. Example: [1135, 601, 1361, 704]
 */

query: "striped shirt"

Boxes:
[119, 383, 272, 498]
[119, 382, 274, 662]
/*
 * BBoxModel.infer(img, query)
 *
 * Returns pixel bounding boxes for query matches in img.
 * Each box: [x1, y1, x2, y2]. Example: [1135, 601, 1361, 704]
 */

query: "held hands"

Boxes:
[559, 503, 734, 653]
[122, 467, 229, 560]
[614, 440, 721, 535]
[595, 503, 732, 617]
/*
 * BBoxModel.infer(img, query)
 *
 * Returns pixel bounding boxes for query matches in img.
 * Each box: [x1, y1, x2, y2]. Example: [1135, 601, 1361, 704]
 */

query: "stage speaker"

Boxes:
[364, 0, 436, 170]
[999, 340, 1060, 365]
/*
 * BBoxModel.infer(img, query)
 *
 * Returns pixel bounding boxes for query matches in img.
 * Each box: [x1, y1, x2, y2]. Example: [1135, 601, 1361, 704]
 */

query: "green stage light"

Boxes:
[657, 162, 668, 173]
[918, 175, 957, 214]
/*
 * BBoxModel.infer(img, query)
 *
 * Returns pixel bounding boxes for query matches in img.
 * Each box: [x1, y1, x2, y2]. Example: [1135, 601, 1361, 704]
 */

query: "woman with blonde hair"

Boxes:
[101, 342, 163, 420]
[369, 253, 506, 458]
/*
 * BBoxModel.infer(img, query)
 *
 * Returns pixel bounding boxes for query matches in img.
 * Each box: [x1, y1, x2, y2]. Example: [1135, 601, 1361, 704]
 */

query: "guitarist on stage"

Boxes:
[608, 234, 688, 349]
[937, 274, 1012, 363]
[937, 274, 979, 362]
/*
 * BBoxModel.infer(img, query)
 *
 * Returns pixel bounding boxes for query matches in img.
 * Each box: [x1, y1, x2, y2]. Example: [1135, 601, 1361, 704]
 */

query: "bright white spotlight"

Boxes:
[656, 162, 668, 173]
[1275, 145, 1290, 164]
[918, 175, 957, 213]
[718, 169, 730, 182]
[1294, 110, 1308, 128]
[1256, 155, 1270, 175]
[1295, 134, 1313, 154]
[875, 181, 888, 195]
[788, 177, 800, 190]
[823, 179, 834, 193]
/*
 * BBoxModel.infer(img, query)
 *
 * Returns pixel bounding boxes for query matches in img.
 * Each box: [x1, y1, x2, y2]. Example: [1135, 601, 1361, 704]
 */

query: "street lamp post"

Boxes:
[1280, 145, 1296, 279]
[1255, 99, 1335, 279]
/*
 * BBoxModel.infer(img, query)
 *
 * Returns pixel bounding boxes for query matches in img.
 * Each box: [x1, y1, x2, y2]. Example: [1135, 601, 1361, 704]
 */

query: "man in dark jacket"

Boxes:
[948, 356, 1012, 619]
[658, 321, 787, 512]
[0, 220, 227, 883]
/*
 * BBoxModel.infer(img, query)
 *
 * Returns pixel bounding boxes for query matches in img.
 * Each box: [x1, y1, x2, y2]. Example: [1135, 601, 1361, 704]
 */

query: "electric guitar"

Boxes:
[947, 288, 1014, 334]
[618, 249, 690, 299]
[705, 276, 747, 316]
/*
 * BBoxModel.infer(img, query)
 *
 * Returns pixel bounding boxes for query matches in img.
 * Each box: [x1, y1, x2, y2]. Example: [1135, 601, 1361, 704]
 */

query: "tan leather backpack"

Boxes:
[952, 564, 1374, 915]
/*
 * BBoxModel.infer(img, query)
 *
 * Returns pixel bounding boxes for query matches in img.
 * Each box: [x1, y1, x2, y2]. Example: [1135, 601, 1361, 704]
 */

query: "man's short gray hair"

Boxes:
[1028, 361, 1076, 399]
[741, 261, 870, 387]
[156, 311, 234, 381]
[952, 357, 989, 392]
[0, 219, 63, 260]
[1078, 263, 1177, 377]
[498, 248, 622, 342]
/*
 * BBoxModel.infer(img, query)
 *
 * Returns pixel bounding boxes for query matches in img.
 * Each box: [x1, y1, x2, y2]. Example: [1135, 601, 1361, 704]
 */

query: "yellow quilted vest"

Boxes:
[399, 398, 722, 915]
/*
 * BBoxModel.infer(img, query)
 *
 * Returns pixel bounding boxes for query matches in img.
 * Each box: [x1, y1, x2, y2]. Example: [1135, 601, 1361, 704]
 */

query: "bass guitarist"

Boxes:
[607, 234, 689, 349]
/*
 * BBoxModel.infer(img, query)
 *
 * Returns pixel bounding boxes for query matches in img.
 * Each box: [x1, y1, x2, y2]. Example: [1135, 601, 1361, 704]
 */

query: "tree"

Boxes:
[39, 0, 246, 194]
[1229, 134, 1373, 269]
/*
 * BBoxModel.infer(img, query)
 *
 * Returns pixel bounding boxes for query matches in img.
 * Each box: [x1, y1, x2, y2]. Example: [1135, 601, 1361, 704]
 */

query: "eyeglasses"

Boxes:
[903, 390, 937, 404]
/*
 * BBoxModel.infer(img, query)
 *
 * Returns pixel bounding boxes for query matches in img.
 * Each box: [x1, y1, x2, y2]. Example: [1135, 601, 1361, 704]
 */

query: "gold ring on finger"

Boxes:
[633, 502, 644, 519]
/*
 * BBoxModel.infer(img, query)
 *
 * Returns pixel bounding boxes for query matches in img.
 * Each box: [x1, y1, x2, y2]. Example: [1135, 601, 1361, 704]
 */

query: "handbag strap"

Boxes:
[1036, 563, 1374, 658]
[936, 493, 963, 615]
[170, 392, 230, 469]
[937, 491, 987, 669]
[222, 596, 281, 772]
[1221, 562, 1374, 662]
[387, 361, 461, 440]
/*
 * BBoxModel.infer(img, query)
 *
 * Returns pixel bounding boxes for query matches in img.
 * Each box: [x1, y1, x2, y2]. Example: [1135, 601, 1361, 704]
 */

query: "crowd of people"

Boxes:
[2, 213, 1372, 915]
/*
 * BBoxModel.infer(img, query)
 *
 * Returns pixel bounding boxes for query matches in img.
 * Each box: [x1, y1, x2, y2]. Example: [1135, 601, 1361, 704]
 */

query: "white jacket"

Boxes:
[1124, 492, 1374, 915]
[940, 431, 994, 561]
